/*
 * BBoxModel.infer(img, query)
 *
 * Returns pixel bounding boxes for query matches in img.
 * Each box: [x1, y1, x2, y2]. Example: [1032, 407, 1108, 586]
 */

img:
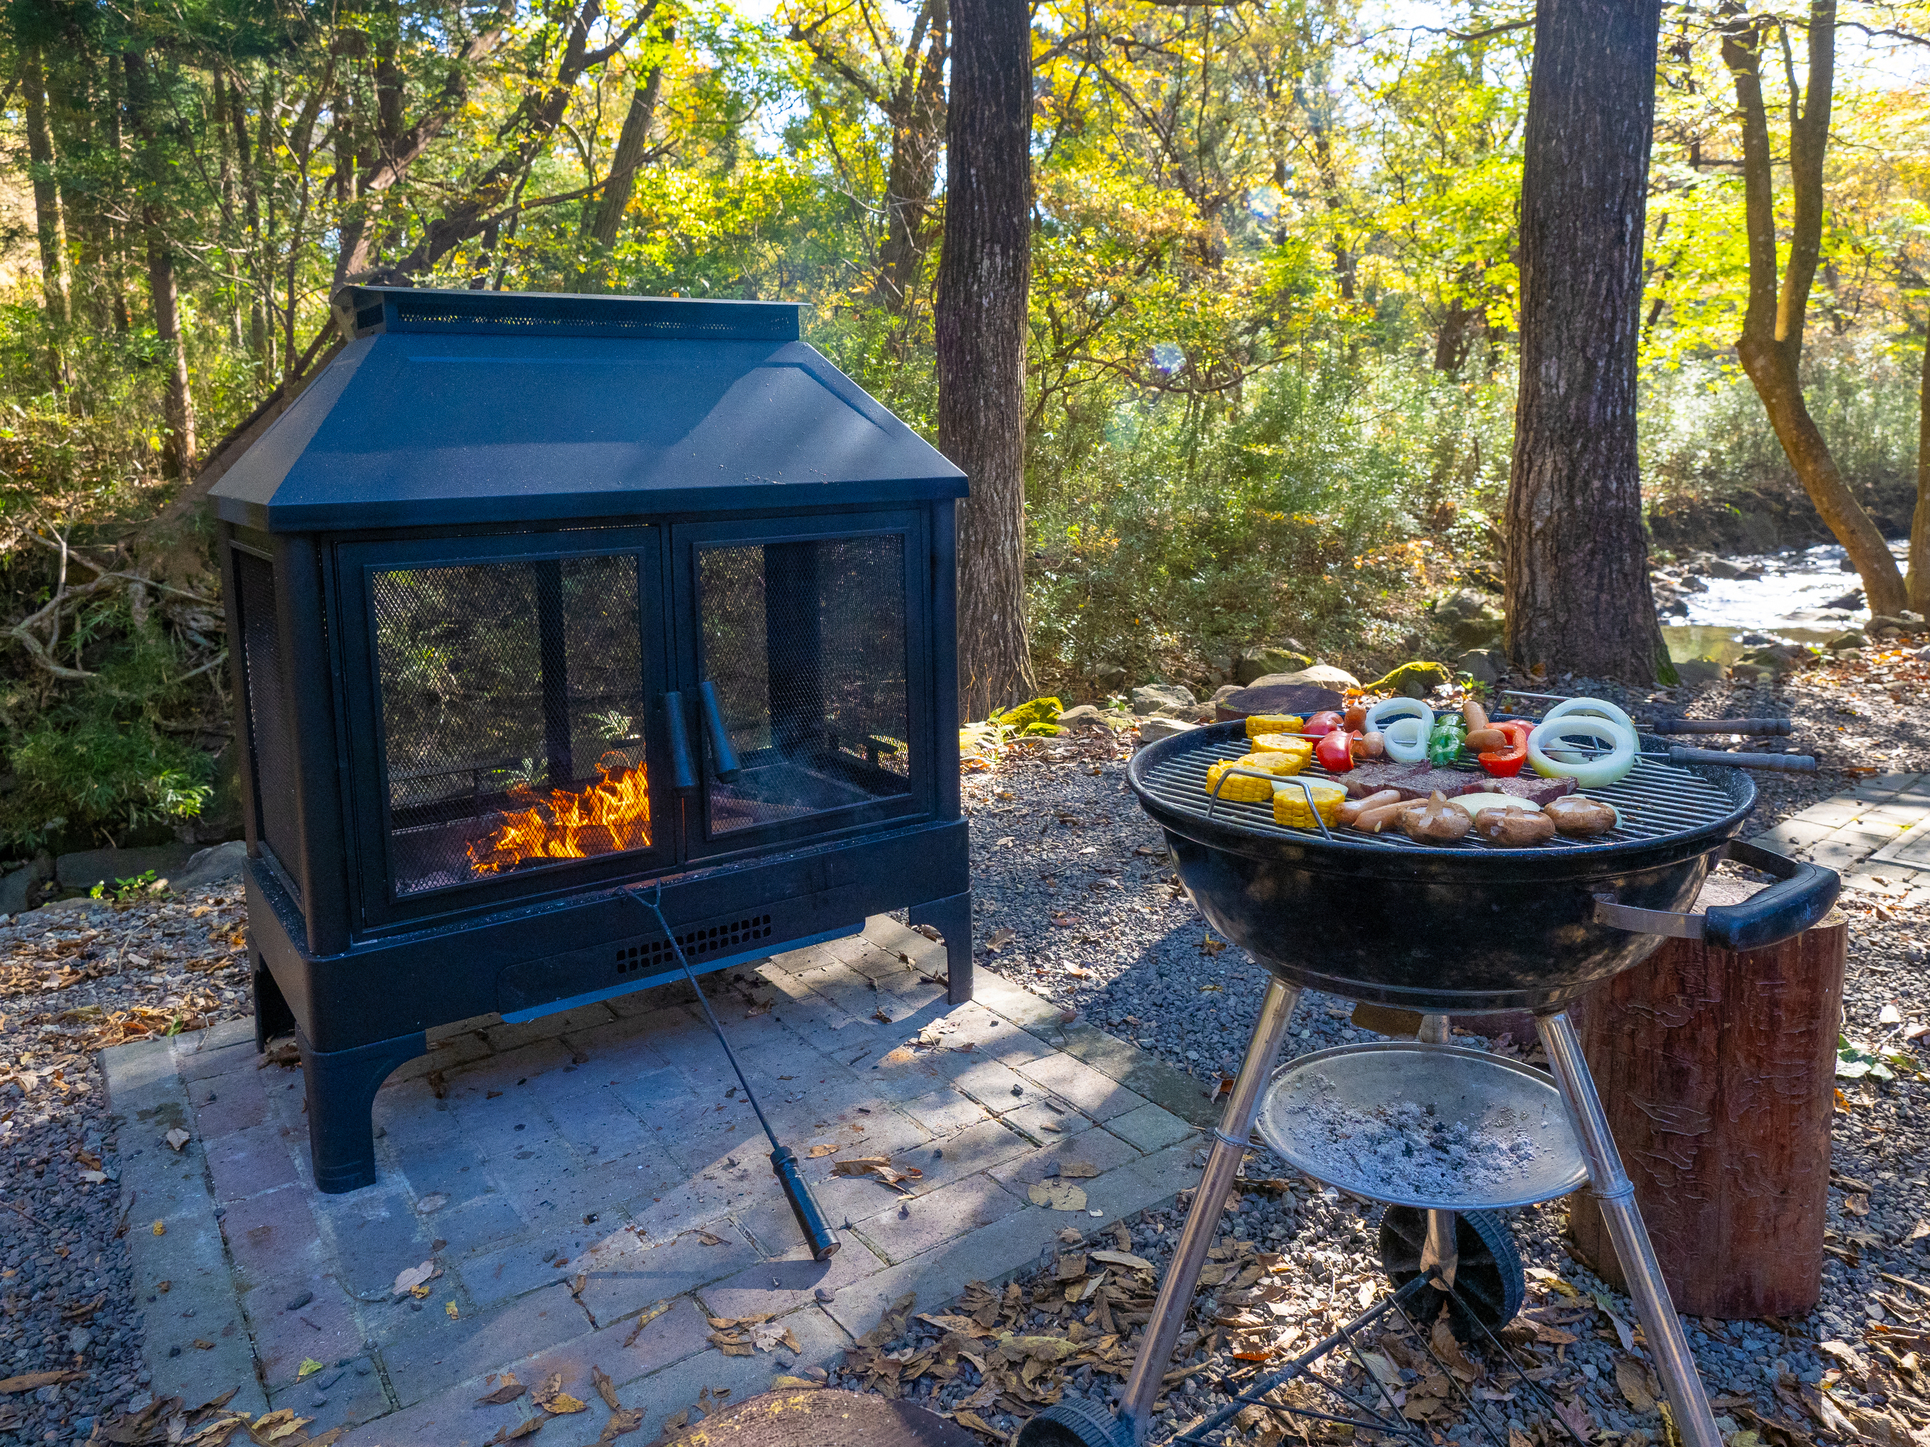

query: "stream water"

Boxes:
[1659, 539, 1911, 665]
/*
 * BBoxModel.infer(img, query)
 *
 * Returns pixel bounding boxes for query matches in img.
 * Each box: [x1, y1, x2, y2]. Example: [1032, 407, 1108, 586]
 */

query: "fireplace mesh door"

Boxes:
[371, 554, 652, 895]
[233, 551, 304, 891]
[697, 535, 912, 836]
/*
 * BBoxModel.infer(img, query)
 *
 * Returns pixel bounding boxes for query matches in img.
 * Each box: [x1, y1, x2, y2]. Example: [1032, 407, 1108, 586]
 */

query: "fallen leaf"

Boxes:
[697, 1230, 724, 1246]
[985, 927, 1016, 954]
[806, 1144, 838, 1158]
[1059, 1161, 1100, 1179]
[297, 1358, 324, 1380]
[532, 1372, 588, 1414]
[446, 1300, 459, 1319]
[476, 1372, 527, 1405]
[1432, 1318, 1481, 1381]
[1594, 1292, 1637, 1352]
[151, 1220, 165, 1236]
[1909, 1219, 1930, 1243]
[1028, 1181, 1088, 1211]
[392, 1260, 437, 1296]
[417, 1193, 449, 1214]
[1845, 1193, 1871, 1217]
[591, 1365, 621, 1411]
[1617, 1358, 1658, 1414]
[872, 1007, 893, 1024]
[191, 1338, 214, 1350]
[621, 1299, 673, 1348]
[1089, 1249, 1152, 1272]
[1065, 966, 1094, 979]
[164, 1128, 189, 1151]
[881, 1047, 916, 1065]
[1553, 1398, 1595, 1442]
[491, 1420, 544, 1442]
[1357, 1349, 1404, 1390]
[0, 1370, 85, 1393]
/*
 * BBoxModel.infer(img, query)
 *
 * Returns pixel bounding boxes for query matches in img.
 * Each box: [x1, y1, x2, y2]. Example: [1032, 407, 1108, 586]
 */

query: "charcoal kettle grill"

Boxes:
[1021, 718, 1840, 1447]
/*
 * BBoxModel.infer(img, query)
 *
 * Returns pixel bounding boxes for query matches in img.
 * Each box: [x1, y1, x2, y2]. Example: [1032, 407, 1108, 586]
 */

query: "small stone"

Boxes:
[285, 1291, 313, 1312]
[1130, 683, 1195, 716]
[814, 1287, 836, 1304]
[1136, 716, 1196, 743]
[1011, 1084, 1025, 1097]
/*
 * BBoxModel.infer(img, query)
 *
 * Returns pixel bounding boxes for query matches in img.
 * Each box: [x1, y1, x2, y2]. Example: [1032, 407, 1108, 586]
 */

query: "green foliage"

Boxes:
[0, 621, 216, 853]
[1026, 354, 1513, 681]
[90, 868, 163, 903]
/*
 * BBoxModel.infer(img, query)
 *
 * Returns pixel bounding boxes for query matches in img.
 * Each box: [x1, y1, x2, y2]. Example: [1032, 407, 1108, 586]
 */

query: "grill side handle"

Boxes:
[1593, 839, 1840, 953]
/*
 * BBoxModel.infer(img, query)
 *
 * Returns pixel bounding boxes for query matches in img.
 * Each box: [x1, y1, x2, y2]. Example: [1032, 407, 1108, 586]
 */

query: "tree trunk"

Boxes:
[1503, 0, 1667, 681]
[583, 34, 671, 262]
[1910, 326, 1930, 613]
[126, 51, 195, 478]
[22, 48, 72, 327]
[875, 0, 947, 313]
[1569, 880, 1844, 1319]
[1723, 5, 1907, 618]
[936, 0, 1036, 721]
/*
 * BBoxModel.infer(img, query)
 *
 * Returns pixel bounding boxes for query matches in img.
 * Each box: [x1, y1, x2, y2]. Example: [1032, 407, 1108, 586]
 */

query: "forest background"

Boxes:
[0, 0, 1925, 856]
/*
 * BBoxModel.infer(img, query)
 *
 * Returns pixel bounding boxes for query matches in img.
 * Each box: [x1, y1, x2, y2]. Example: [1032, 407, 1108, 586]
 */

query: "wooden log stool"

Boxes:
[1567, 875, 1847, 1319]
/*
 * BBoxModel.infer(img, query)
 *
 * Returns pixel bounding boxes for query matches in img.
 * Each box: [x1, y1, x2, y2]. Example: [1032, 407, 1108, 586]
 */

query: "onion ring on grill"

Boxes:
[1366, 699, 1432, 763]
[1380, 717, 1428, 763]
[1527, 716, 1636, 787]
[1363, 697, 1430, 733]
[1542, 696, 1636, 736]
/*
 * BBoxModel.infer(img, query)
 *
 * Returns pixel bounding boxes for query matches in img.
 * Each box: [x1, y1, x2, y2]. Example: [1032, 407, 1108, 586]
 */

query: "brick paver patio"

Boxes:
[103, 917, 1213, 1444]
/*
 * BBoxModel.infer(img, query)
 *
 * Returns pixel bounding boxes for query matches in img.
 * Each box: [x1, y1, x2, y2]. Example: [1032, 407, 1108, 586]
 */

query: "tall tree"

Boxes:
[1722, 2, 1907, 618]
[21, 46, 71, 327]
[124, 49, 196, 478]
[1504, 0, 1667, 680]
[936, 0, 1035, 719]
[581, 29, 672, 269]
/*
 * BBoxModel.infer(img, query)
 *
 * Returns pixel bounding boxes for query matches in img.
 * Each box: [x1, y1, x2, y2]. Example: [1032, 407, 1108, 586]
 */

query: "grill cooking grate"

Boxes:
[1139, 727, 1739, 853]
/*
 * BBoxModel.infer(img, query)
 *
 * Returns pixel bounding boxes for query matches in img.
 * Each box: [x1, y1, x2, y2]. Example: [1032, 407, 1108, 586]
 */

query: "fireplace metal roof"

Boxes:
[209, 287, 967, 533]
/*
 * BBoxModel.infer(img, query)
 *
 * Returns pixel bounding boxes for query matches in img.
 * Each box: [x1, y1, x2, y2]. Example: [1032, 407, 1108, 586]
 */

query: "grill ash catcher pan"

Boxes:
[1020, 722, 1839, 1447]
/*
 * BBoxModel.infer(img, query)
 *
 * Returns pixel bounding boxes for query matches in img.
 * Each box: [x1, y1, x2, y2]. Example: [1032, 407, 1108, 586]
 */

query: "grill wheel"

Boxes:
[1377, 1206, 1525, 1341]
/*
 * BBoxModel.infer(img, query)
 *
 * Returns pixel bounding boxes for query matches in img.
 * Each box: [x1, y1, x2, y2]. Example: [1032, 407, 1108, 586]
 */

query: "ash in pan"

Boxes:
[1283, 1077, 1542, 1200]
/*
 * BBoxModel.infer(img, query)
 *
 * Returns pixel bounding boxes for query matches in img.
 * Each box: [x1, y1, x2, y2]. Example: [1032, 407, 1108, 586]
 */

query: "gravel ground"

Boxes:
[0, 884, 251, 1444]
[923, 655, 1930, 1443]
[5, 648, 1930, 1445]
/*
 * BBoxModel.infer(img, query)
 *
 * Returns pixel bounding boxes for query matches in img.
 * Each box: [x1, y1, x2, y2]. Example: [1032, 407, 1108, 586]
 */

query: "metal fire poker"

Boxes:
[626, 883, 841, 1262]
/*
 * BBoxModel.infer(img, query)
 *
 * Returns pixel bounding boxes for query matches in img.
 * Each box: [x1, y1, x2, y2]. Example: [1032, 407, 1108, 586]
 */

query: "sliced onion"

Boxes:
[1364, 698, 1431, 735]
[1527, 717, 1637, 787]
[1448, 792, 1544, 818]
[1381, 716, 1429, 763]
[1542, 696, 1636, 736]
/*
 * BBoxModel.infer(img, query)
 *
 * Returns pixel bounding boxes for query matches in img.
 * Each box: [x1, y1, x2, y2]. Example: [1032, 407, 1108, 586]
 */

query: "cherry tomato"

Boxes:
[1303, 710, 1345, 736]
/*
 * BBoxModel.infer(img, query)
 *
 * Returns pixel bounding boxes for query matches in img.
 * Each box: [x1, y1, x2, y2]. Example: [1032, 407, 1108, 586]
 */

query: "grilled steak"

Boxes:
[1338, 761, 1580, 805]
[1340, 762, 1484, 800]
[1486, 773, 1578, 806]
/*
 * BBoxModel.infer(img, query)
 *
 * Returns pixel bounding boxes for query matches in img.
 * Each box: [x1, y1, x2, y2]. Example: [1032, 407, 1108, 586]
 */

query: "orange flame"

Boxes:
[467, 755, 652, 875]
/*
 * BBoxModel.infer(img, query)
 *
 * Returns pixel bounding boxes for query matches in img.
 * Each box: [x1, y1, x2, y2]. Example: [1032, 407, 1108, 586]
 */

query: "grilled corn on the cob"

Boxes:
[1272, 778, 1346, 829]
[1245, 714, 1303, 738]
[1247, 734, 1313, 769]
[1204, 752, 1301, 802]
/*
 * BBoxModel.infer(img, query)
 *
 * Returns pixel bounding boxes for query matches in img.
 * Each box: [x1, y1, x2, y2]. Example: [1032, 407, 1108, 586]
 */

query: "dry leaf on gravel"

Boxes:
[476, 1372, 527, 1405]
[1617, 1358, 1658, 1413]
[984, 927, 1016, 954]
[0, 1369, 86, 1392]
[532, 1373, 588, 1414]
[1089, 1249, 1151, 1272]
[1028, 1181, 1088, 1211]
[1431, 1319, 1482, 1382]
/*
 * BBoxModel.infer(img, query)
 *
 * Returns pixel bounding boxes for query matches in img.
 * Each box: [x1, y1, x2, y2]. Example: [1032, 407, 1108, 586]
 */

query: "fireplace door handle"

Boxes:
[662, 691, 698, 794]
[697, 681, 744, 782]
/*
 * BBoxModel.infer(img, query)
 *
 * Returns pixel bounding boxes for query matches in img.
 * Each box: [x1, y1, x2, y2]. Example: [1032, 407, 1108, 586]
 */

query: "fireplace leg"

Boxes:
[298, 1030, 427, 1194]
[251, 942, 296, 1054]
[909, 889, 973, 1004]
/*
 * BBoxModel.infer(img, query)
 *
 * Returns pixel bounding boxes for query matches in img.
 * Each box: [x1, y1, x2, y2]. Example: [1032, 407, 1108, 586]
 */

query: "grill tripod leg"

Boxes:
[1537, 1010, 1722, 1447]
[1111, 977, 1301, 1446]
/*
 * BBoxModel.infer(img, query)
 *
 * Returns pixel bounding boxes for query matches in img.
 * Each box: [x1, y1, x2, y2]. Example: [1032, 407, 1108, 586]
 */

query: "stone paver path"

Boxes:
[1751, 772, 1930, 904]
[103, 917, 1214, 1445]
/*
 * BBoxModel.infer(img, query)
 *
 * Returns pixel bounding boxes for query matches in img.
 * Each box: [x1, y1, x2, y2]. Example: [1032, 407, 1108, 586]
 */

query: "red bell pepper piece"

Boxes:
[1303, 710, 1345, 737]
[1479, 720, 1533, 778]
[1315, 728, 1356, 773]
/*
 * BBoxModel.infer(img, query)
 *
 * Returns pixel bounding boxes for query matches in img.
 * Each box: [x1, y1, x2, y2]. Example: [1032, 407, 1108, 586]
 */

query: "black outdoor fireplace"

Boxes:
[210, 286, 972, 1193]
